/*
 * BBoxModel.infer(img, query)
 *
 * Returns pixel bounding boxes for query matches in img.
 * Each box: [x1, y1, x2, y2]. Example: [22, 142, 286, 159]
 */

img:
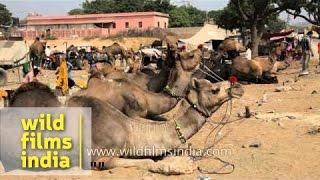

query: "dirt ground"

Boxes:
[1, 45, 320, 179]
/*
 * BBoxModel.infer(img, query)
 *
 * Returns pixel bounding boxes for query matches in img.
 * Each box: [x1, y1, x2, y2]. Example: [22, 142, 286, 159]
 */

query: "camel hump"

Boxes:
[9, 82, 58, 106]
[12, 82, 53, 97]
[249, 60, 263, 77]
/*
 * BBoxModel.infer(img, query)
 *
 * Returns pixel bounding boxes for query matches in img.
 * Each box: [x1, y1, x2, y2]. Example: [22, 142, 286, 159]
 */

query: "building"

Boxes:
[21, 12, 169, 39]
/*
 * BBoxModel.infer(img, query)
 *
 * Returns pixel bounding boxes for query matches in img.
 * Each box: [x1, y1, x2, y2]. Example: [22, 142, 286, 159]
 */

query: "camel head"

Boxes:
[187, 79, 244, 117]
[176, 49, 202, 72]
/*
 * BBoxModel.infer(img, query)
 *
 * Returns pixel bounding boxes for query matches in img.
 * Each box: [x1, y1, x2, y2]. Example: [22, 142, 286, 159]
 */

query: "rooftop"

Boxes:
[26, 11, 169, 21]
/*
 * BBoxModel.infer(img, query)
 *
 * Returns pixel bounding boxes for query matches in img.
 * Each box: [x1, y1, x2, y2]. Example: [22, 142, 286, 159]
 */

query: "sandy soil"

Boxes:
[1, 46, 320, 180]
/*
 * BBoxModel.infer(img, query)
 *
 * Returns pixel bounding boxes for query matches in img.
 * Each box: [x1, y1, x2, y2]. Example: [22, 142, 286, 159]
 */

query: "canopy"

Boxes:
[0, 40, 29, 65]
[179, 23, 237, 49]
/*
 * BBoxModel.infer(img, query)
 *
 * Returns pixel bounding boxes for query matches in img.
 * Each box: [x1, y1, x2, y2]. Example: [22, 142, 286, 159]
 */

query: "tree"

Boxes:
[169, 7, 191, 27]
[285, 0, 320, 25]
[68, 8, 85, 15]
[143, 0, 175, 14]
[208, 7, 241, 31]
[183, 6, 207, 27]
[211, 0, 295, 57]
[265, 17, 287, 33]
[0, 3, 12, 26]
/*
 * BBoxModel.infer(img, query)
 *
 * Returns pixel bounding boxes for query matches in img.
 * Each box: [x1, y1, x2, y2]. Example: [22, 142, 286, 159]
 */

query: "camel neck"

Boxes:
[166, 62, 192, 97]
[126, 99, 207, 156]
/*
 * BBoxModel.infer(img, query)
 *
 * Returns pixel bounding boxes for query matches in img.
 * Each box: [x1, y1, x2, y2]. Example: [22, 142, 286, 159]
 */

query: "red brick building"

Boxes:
[21, 12, 169, 39]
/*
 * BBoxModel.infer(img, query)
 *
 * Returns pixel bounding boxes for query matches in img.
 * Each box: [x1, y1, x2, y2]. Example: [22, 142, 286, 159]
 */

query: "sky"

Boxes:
[0, 0, 229, 18]
[0, 0, 305, 24]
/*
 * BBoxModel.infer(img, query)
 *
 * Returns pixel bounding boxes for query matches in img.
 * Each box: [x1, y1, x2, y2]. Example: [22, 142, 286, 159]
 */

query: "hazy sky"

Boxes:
[0, 0, 305, 24]
[0, 0, 229, 18]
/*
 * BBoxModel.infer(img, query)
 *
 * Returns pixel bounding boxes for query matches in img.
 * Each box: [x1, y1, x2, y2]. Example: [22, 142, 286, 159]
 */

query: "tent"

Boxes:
[0, 40, 30, 66]
[179, 23, 237, 49]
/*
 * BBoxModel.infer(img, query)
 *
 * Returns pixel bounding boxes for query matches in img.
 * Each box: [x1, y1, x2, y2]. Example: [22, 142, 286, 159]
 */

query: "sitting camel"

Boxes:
[8, 80, 244, 173]
[231, 55, 278, 83]
[103, 49, 202, 96]
[103, 43, 128, 66]
[74, 72, 178, 118]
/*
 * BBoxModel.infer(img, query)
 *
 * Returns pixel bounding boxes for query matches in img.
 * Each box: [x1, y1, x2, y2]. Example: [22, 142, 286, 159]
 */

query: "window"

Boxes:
[113, 23, 116, 29]
[157, 22, 160, 28]
[125, 22, 129, 28]
[164, 22, 167, 29]
[139, 22, 143, 28]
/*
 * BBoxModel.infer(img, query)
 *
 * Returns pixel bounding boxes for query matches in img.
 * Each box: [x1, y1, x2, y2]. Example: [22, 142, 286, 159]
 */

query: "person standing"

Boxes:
[299, 31, 314, 75]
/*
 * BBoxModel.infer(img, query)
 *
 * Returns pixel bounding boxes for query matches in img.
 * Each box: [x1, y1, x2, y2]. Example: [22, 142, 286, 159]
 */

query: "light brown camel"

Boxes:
[74, 72, 178, 118]
[103, 49, 202, 96]
[8, 80, 243, 172]
[68, 79, 244, 170]
[230, 55, 278, 83]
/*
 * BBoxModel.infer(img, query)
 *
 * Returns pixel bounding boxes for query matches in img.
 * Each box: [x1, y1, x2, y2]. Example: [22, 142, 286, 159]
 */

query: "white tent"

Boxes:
[180, 23, 237, 49]
[0, 40, 29, 65]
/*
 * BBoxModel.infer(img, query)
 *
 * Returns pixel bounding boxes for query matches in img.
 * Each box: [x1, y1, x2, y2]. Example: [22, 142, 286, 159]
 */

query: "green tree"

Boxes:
[0, 3, 12, 26]
[169, 7, 191, 27]
[184, 6, 207, 27]
[69, 0, 208, 28]
[210, 0, 295, 57]
[68, 8, 85, 15]
[143, 0, 175, 14]
[265, 17, 287, 33]
[208, 7, 241, 31]
[285, 0, 320, 25]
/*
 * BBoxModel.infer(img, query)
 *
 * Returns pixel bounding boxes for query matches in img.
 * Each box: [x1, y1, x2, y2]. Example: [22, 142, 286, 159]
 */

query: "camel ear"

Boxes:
[191, 78, 200, 89]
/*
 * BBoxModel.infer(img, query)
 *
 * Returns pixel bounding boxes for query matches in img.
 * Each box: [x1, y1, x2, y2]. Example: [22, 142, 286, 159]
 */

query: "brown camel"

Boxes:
[219, 38, 245, 52]
[74, 72, 178, 118]
[103, 43, 128, 65]
[8, 80, 243, 171]
[103, 49, 202, 95]
[68, 79, 244, 170]
[231, 55, 278, 83]
[29, 39, 46, 68]
[9, 82, 60, 107]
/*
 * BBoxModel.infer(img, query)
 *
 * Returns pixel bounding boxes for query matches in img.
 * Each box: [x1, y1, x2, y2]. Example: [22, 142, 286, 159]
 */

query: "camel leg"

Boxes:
[94, 157, 154, 170]
[95, 156, 196, 175]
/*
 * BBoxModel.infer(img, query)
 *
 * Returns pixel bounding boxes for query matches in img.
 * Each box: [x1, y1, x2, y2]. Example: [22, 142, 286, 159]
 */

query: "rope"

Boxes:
[200, 62, 225, 81]
[197, 68, 222, 83]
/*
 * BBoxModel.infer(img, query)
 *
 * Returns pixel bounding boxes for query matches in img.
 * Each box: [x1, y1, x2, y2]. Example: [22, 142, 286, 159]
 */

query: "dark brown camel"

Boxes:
[29, 39, 46, 68]
[103, 43, 128, 65]
[9, 82, 60, 107]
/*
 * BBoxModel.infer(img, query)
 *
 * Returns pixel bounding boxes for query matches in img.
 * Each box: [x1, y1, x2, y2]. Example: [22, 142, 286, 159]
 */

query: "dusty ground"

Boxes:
[1, 45, 320, 179]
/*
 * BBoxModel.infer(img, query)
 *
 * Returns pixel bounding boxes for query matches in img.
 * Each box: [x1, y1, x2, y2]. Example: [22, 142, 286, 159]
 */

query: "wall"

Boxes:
[22, 13, 169, 40]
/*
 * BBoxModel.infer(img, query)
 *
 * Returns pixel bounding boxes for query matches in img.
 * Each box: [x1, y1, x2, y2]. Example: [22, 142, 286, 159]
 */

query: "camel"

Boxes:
[74, 72, 178, 118]
[230, 55, 278, 83]
[68, 79, 244, 170]
[9, 82, 60, 107]
[8, 79, 244, 172]
[29, 38, 46, 68]
[218, 38, 246, 59]
[103, 43, 128, 65]
[75, 61, 232, 119]
[104, 49, 202, 95]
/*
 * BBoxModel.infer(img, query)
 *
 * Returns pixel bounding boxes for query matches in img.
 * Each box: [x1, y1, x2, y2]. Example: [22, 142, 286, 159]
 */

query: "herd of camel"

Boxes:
[4, 35, 292, 171]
